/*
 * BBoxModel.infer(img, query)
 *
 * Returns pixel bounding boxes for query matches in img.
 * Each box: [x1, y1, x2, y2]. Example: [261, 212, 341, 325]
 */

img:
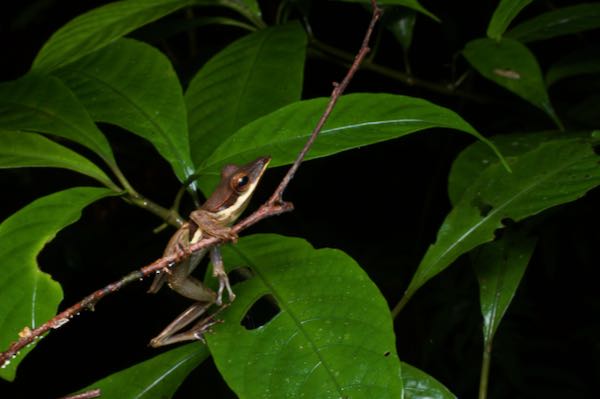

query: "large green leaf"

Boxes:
[31, 0, 196, 72]
[186, 22, 306, 164]
[506, 3, 600, 43]
[447, 131, 563, 204]
[77, 344, 208, 398]
[402, 362, 456, 399]
[0, 130, 115, 189]
[56, 38, 195, 183]
[400, 138, 600, 308]
[208, 234, 403, 398]
[195, 93, 506, 191]
[486, 0, 533, 40]
[0, 74, 116, 167]
[335, 0, 439, 21]
[0, 187, 116, 381]
[473, 231, 536, 345]
[463, 38, 561, 127]
[546, 46, 600, 86]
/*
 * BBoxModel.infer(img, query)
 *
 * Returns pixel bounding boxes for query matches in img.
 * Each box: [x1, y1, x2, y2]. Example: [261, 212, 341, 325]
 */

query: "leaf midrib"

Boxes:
[416, 149, 585, 287]
[199, 117, 433, 173]
[63, 67, 192, 178]
[231, 246, 344, 397]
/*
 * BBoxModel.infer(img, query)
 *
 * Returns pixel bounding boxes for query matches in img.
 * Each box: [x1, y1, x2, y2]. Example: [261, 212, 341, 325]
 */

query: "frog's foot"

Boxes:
[210, 247, 236, 306]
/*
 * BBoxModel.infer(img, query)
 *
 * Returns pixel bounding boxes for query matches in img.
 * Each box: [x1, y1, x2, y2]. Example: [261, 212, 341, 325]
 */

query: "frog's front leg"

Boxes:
[210, 246, 235, 305]
[190, 209, 238, 305]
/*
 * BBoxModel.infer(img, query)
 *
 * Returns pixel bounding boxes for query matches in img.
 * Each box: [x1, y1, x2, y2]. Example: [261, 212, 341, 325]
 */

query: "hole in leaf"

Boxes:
[241, 294, 280, 330]
[229, 267, 254, 286]
[472, 198, 493, 217]
[501, 217, 515, 227]
[383, 351, 391, 357]
[493, 228, 505, 240]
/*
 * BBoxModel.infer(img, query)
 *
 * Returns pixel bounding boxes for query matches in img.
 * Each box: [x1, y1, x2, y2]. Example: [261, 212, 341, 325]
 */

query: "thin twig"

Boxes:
[0, 0, 382, 369]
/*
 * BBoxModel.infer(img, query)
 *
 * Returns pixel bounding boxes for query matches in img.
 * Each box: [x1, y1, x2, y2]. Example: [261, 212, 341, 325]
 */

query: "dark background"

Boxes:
[1, 0, 599, 397]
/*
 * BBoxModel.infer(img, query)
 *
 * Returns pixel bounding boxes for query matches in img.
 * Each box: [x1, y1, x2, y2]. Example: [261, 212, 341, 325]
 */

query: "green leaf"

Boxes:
[196, 93, 506, 191]
[335, 0, 439, 22]
[230, 0, 261, 17]
[0, 130, 115, 188]
[56, 38, 195, 183]
[0, 187, 116, 381]
[0, 74, 116, 167]
[506, 3, 600, 43]
[77, 343, 208, 398]
[402, 138, 600, 307]
[473, 231, 536, 344]
[31, 0, 196, 72]
[186, 22, 306, 164]
[208, 234, 403, 398]
[382, 8, 417, 53]
[546, 46, 600, 86]
[487, 0, 533, 40]
[402, 362, 457, 399]
[448, 131, 562, 204]
[463, 38, 561, 128]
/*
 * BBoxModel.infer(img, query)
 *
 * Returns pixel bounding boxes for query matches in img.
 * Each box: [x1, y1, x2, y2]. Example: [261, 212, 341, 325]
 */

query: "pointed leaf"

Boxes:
[186, 22, 306, 164]
[463, 38, 561, 127]
[402, 362, 457, 399]
[56, 38, 195, 182]
[448, 131, 562, 204]
[0, 130, 115, 188]
[0, 74, 116, 167]
[335, 0, 439, 22]
[0, 187, 116, 381]
[196, 93, 506, 191]
[506, 3, 600, 43]
[77, 344, 208, 398]
[382, 8, 417, 52]
[231, 0, 261, 17]
[546, 46, 600, 86]
[31, 0, 196, 72]
[473, 231, 536, 344]
[403, 138, 600, 303]
[208, 234, 403, 398]
[487, 0, 533, 40]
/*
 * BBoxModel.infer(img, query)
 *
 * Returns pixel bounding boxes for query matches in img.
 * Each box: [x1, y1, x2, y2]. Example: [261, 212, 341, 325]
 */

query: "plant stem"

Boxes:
[127, 196, 184, 227]
[310, 39, 491, 103]
[108, 163, 184, 227]
[479, 340, 493, 399]
[391, 291, 412, 318]
[108, 163, 139, 197]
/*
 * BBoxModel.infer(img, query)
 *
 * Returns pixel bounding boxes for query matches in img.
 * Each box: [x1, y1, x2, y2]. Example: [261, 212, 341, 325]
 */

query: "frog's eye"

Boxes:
[231, 173, 250, 192]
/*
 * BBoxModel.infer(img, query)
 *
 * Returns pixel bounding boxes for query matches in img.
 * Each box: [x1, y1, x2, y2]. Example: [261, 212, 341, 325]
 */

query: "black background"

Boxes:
[1, 0, 599, 398]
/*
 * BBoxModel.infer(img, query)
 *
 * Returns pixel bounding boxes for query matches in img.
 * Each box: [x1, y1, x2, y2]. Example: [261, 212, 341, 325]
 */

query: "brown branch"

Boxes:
[0, 0, 382, 369]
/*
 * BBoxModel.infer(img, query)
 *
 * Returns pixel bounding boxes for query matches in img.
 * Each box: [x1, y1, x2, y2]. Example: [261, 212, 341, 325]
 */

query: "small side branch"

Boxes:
[0, 0, 382, 368]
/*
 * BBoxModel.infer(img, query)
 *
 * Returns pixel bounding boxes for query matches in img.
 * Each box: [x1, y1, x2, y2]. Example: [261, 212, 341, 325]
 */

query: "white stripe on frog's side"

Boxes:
[190, 227, 203, 244]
